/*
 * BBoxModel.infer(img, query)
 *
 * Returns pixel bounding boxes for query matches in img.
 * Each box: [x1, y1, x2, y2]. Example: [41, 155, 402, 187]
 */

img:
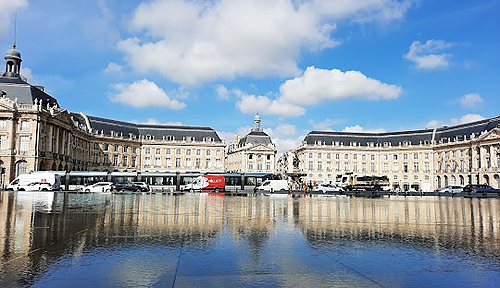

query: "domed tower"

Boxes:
[253, 113, 261, 131]
[3, 44, 22, 78]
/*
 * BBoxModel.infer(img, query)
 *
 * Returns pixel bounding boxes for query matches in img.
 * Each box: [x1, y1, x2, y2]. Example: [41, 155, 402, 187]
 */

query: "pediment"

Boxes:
[51, 109, 74, 125]
[478, 128, 500, 142]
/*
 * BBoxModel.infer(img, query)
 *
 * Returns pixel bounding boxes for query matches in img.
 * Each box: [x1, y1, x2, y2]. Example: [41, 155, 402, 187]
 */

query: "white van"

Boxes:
[6, 172, 62, 191]
[255, 180, 288, 193]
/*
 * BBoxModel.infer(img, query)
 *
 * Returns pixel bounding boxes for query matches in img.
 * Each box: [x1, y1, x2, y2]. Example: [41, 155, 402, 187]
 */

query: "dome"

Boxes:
[5, 48, 21, 60]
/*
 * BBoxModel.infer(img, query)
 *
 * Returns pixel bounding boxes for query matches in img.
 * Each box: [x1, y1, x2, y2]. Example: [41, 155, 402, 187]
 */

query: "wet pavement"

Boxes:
[1, 191, 499, 287]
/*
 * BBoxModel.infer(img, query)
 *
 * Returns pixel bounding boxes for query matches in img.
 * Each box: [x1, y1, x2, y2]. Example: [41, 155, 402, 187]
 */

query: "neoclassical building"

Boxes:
[226, 114, 277, 173]
[282, 118, 500, 191]
[0, 45, 225, 185]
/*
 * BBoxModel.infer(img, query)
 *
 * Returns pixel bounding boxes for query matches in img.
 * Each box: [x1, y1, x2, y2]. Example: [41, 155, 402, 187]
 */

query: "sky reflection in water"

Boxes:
[1, 192, 499, 287]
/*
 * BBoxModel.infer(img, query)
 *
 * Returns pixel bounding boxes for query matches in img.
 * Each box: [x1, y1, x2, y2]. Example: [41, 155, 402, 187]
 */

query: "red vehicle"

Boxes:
[181, 175, 225, 192]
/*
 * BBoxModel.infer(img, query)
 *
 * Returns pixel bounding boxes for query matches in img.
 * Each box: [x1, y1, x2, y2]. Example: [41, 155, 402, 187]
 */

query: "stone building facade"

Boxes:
[284, 119, 500, 191]
[226, 114, 277, 173]
[0, 46, 225, 186]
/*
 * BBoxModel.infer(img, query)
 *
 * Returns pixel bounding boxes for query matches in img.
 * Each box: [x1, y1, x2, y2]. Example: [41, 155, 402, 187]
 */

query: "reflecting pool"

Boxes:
[1, 192, 499, 287]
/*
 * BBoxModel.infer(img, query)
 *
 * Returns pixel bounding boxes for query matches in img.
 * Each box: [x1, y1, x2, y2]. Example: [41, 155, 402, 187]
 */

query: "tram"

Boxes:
[62, 171, 280, 192]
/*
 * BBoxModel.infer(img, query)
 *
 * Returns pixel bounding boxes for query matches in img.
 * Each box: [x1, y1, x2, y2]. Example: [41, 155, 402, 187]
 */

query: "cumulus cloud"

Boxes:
[404, 39, 453, 69]
[279, 66, 402, 105]
[0, 0, 28, 37]
[104, 63, 123, 74]
[118, 0, 414, 85]
[109, 79, 186, 109]
[309, 118, 346, 130]
[234, 67, 401, 117]
[460, 93, 483, 108]
[343, 125, 386, 133]
[426, 114, 485, 128]
[216, 85, 229, 100]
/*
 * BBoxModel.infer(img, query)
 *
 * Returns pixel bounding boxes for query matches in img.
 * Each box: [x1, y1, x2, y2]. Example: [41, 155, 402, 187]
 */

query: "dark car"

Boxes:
[463, 184, 500, 193]
[111, 182, 141, 192]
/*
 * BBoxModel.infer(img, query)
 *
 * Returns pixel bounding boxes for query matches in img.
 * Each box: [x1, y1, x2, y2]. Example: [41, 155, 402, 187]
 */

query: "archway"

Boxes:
[494, 174, 500, 189]
[52, 162, 57, 171]
[437, 176, 441, 188]
[483, 174, 490, 185]
[459, 175, 465, 186]
[444, 175, 449, 186]
[58, 164, 63, 171]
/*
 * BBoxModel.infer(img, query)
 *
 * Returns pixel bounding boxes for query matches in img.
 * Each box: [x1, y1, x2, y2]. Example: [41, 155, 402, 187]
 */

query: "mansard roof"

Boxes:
[238, 130, 273, 146]
[70, 112, 222, 142]
[304, 116, 500, 146]
[0, 77, 59, 107]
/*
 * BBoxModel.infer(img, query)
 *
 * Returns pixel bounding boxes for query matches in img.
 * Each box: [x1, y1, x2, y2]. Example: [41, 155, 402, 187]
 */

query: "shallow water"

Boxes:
[1, 192, 499, 287]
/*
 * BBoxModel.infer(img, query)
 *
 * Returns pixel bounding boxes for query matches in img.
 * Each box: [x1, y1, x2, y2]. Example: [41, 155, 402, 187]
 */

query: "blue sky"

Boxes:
[1, 0, 499, 154]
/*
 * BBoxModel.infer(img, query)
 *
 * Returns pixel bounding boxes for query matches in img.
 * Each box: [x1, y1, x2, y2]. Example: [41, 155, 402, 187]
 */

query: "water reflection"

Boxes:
[1, 192, 499, 287]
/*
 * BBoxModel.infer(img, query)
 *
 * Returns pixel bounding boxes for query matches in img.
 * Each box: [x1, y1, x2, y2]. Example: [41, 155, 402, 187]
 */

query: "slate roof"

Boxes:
[303, 116, 500, 146]
[238, 130, 273, 146]
[0, 77, 59, 107]
[70, 113, 222, 142]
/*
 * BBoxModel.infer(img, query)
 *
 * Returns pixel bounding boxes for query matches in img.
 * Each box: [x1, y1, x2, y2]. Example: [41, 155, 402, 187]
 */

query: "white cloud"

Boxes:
[280, 67, 402, 105]
[460, 93, 483, 108]
[236, 92, 306, 117]
[426, 114, 485, 128]
[0, 0, 28, 37]
[21, 67, 33, 83]
[404, 39, 453, 69]
[103, 62, 123, 74]
[342, 125, 386, 133]
[309, 118, 346, 130]
[118, 0, 413, 85]
[109, 79, 186, 109]
[216, 85, 229, 100]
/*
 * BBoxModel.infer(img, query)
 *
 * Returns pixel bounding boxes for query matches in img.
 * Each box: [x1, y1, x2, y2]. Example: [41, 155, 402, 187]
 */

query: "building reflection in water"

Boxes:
[0, 192, 499, 285]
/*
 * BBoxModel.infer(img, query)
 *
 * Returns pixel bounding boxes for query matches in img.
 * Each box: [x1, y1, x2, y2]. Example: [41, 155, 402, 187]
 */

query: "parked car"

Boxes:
[463, 184, 500, 193]
[21, 182, 53, 191]
[111, 182, 141, 192]
[133, 182, 150, 192]
[435, 185, 463, 193]
[82, 182, 114, 192]
[313, 183, 343, 193]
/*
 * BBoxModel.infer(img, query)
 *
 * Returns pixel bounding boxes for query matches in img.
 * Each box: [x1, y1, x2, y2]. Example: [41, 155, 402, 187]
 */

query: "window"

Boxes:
[403, 162, 408, 173]
[318, 161, 323, 171]
[20, 121, 30, 130]
[414, 153, 418, 160]
[393, 155, 398, 160]
[362, 154, 366, 161]
[205, 159, 210, 169]
[114, 145, 119, 152]
[104, 144, 109, 151]
[206, 149, 211, 156]
[0, 135, 6, 152]
[0, 120, 6, 130]
[124, 146, 128, 153]
[327, 153, 331, 159]
[393, 162, 398, 172]
[424, 162, 430, 173]
[318, 153, 322, 159]
[176, 158, 181, 168]
[123, 156, 128, 166]
[156, 148, 161, 155]
[336, 154, 340, 160]
[166, 157, 171, 167]
[308, 161, 313, 170]
[146, 148, 151, 154]
[20, 136, 29, 153]
[195, 158, 201, 169]
[403, 154, 408, 160]
[113, 155, 119, 166]
[370, 155, 375, 161]
[353, 154, 357, 160]
[266, 161, 271, 171]
[248, 162, 253, 170]
[344, 154, 349, 160]
[383, 162, 388, 172]
[309, 152, 313, 159]
[176, 149, 181, 155]
[165, 148, 171, 155]
[344, 162, 349, 171]
[17, 161, 27, 175]
[413, 162, 419, 172]
[353, 162, 358, 172]
[132, 157, 137, 167]
[186, 158, 192, 168]
[370, 162, 375, 172]
[216, 150, 221, 157]
[196, 149, 201, 155]
[133, 147, 137, 153]
[145, 157, 151, 166]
